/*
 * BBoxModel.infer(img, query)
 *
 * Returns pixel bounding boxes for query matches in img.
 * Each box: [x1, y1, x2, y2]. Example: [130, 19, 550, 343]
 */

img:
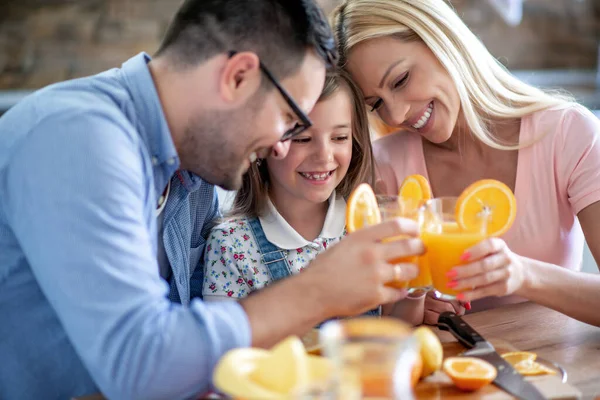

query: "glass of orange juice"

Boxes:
[320, 317, 419, 400]
[420, 197, 488, 300]
[377, 195, 432, 292]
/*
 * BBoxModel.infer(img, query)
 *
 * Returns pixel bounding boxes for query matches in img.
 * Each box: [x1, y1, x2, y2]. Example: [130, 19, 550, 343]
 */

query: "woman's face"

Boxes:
[346, 36, 461, 144]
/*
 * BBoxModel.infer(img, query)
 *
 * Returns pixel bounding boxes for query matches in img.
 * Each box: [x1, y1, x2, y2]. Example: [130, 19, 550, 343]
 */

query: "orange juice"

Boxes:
[361, 372, 394, 397]
[409, 255, 432, 289]
[382, 235, 414, 289]
[422, 222, 485, 298]
[382, 236, 432, 290]
[378, 195, 432, 292]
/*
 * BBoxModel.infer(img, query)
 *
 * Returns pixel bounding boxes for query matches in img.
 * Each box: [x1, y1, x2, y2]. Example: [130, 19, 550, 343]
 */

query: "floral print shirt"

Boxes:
[203, 192, 347, 300]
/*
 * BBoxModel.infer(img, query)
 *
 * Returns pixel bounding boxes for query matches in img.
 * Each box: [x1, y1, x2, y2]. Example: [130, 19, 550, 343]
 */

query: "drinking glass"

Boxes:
[320, 317, 419, 400]
[377, 195, 432, 292]
[420, 197, 488, 300]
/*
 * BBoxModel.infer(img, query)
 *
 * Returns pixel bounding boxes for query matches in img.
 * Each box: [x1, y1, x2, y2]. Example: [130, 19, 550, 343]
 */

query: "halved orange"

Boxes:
[399, 174, 432, 203]
[443, 357, 497, 391]
[455, 179, 516, 236]
[501, 351, 557, 376]
[346, 183, 381, 233]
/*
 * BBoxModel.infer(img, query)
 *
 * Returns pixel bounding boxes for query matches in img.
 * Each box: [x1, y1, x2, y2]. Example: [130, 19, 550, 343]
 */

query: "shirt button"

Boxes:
[151, 156, 159, 166]
[167, 158, 176, 165]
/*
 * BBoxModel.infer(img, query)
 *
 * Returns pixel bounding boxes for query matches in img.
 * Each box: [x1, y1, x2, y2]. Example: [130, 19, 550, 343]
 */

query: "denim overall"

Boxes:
[247, 217, 380, 320]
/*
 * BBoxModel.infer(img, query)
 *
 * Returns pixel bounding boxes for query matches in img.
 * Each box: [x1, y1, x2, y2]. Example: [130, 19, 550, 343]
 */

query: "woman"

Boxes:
[332, 0, 600, 326]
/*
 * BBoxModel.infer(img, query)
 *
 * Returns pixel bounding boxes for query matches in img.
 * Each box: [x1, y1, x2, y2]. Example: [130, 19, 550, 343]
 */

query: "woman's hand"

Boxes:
[448, 238, 529, 302]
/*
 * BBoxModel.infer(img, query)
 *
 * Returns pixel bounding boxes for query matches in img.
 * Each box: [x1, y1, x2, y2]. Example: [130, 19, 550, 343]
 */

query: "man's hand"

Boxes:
[240, 218, 424, 348]
[308, 218, 423, 317]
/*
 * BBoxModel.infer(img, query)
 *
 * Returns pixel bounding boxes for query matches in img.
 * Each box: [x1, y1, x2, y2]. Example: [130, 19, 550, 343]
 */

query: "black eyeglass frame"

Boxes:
[228, 51, 312, 141]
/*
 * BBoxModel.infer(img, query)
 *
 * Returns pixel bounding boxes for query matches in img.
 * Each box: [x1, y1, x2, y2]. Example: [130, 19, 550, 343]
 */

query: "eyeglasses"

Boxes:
[228, 51, 312, 141]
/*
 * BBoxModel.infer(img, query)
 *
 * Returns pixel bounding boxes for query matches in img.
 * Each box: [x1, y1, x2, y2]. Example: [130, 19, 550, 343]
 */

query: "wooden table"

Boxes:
[75, 301, 600, 400]
[415, 301, 600, 399]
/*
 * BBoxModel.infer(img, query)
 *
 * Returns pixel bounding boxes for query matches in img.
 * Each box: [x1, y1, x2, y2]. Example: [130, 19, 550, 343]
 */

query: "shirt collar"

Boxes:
[259, 192, 347, 250]
[120, 52, 180, 196]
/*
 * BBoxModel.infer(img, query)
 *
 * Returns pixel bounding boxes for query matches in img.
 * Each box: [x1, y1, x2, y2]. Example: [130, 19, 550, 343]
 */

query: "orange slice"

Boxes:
[443, 357, 497, 391]
[501, 351, 536, 365]
[455, 179, 516, 236]
[346, 183, 381, 233]
[399, 174, 432, 203]
[501, 351, 557, 376]
[513, 360, 557, 376]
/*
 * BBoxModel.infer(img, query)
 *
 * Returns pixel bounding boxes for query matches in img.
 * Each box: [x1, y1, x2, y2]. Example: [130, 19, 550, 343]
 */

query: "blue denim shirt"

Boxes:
[0, 53, 251, 400]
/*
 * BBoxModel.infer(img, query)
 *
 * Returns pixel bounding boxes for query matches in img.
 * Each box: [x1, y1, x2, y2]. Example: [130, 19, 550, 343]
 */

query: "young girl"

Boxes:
[202, 71, 377, 308]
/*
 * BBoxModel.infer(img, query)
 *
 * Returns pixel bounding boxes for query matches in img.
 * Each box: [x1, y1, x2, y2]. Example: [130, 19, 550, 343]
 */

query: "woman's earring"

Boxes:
[256, 158, 263, 167]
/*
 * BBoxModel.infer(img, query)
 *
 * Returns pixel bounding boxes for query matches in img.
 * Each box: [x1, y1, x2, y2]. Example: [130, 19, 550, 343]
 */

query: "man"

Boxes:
[0, 0, 422, 399]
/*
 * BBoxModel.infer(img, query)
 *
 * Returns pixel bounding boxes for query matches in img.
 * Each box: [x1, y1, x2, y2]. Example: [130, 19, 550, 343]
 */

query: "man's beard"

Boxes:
[179, 108, 252, 191]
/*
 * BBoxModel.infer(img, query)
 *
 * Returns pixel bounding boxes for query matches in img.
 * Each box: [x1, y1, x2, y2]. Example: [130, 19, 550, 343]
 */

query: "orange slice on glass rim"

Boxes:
[399, 174, 433, 204]
[455, 179, 517, 236]
[443, 357, 497, 391]
[346, 183, 381, 233]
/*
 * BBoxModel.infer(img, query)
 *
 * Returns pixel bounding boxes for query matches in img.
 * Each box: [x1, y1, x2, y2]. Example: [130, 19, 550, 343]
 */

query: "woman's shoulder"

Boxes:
[522, 103, 599, 147]
[527, 103, 598, 131]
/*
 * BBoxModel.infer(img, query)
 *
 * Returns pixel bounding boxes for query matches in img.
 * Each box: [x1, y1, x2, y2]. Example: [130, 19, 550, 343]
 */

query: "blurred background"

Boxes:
[1, 0, 598, 272]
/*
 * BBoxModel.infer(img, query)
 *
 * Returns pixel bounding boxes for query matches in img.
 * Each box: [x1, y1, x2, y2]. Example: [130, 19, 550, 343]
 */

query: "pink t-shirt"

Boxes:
[374, 105, 600, 272]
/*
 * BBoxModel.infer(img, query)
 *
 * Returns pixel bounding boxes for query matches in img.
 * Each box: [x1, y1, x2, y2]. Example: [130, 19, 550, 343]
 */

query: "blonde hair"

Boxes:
[231, 69, 375, 217]
[331, 0, 575, 150]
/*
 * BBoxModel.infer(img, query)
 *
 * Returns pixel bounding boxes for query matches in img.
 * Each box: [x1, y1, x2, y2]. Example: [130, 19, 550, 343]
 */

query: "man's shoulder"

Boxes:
[1, 73, 136, 143]
[40, 72, 134, 127]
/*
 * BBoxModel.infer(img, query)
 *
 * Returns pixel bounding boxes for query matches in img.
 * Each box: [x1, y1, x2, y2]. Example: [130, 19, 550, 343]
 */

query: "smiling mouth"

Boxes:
[298, 171, 335, 181]
[411, 102, 433, 130]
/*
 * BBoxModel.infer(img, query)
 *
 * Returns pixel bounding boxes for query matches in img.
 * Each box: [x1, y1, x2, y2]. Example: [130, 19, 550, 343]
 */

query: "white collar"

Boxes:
[259, 192, 346, 250]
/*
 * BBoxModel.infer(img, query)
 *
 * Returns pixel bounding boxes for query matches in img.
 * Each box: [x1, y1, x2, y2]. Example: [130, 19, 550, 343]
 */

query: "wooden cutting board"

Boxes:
[414, 339, 582, 399]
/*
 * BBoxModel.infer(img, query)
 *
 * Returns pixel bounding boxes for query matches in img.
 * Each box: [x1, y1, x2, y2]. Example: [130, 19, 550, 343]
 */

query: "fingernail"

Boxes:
[460, 251, 471, 262]
[446, 280, 457, 288]
[446, 269, 458, 279]
[456, 293, 465, 301]
[465, 301, 472, 311]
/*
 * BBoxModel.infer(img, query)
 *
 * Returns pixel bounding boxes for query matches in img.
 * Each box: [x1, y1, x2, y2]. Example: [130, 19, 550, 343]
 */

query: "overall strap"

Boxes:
[247, 217, 292, 282]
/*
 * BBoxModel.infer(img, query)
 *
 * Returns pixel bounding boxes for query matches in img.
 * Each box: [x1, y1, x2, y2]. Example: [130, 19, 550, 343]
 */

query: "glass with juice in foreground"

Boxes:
[421, 197, 487, 301]
[320, 317, 419, 400]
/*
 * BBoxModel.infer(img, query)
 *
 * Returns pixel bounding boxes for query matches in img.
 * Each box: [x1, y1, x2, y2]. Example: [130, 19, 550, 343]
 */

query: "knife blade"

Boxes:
[438, 311, 547, 400]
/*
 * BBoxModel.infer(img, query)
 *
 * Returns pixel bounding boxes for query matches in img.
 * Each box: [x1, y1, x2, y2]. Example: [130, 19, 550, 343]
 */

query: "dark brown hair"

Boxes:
[230, 69, 375, 217]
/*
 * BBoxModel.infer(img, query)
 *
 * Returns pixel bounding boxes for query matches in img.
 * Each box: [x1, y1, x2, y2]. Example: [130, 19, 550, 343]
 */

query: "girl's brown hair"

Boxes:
[230, 69, 375, 218]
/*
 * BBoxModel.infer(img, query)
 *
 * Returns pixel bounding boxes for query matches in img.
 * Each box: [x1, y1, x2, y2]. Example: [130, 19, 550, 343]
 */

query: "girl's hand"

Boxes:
[423, 291, 465, 325]
[448, 238, 529, 302]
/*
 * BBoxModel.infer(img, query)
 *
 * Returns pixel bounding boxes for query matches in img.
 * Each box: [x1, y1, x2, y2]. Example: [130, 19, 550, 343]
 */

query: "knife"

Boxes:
[438, 311, 546, 400]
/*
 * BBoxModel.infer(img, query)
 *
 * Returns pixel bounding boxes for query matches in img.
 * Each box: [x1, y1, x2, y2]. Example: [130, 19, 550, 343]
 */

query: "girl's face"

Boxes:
[267, 88, 353, 206]
[346, 36, 461, 144]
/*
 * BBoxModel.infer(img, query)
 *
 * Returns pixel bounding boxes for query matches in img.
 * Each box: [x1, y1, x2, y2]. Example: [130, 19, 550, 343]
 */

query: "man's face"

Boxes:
[180, 51, 326, 191]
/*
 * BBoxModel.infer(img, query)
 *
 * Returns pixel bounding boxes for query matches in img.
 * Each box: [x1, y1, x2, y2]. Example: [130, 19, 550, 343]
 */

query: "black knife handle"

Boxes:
[437, 311, 486, 349]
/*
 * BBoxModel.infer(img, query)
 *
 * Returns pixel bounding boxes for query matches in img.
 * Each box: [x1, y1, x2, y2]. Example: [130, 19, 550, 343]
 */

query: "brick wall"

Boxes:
[0, 0, 598, 90]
